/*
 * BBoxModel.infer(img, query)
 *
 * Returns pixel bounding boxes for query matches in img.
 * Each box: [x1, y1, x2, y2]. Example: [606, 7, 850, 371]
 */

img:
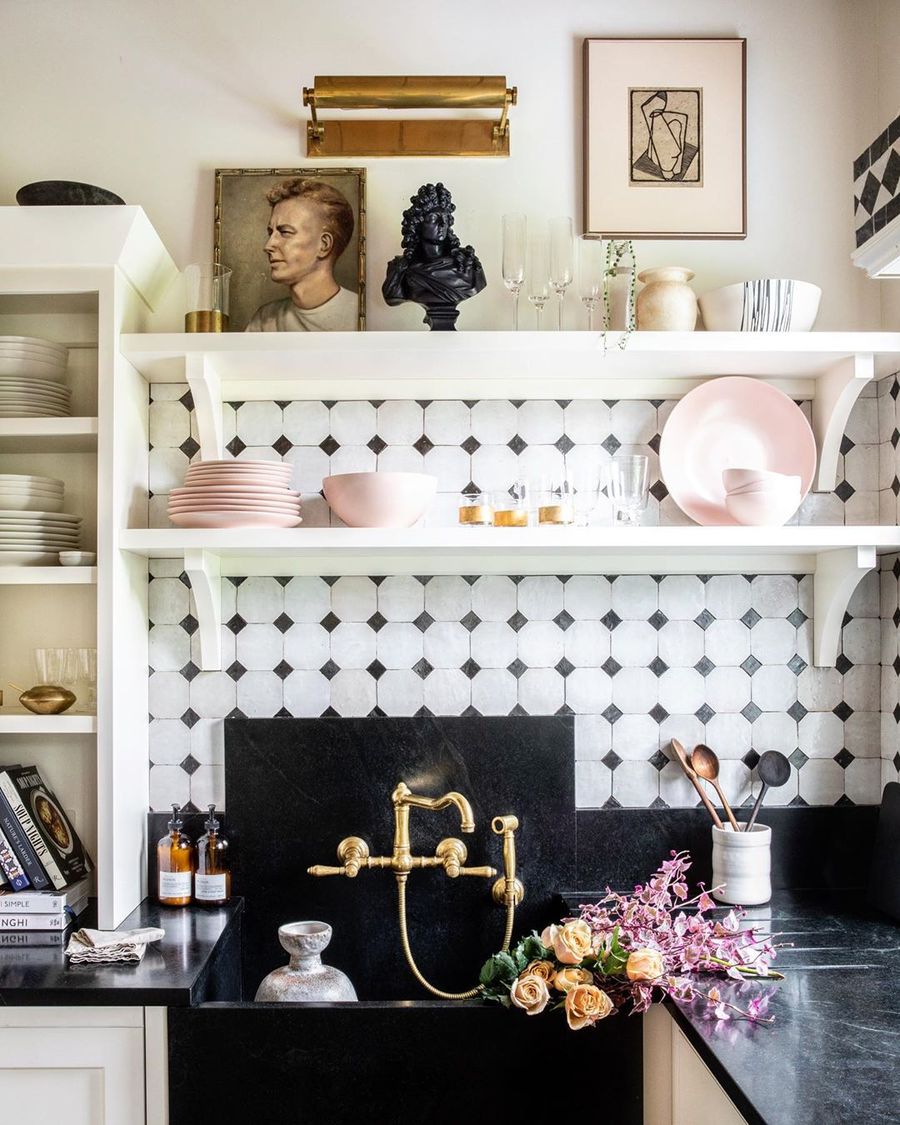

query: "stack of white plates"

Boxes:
[168, 460, 302, 528]
[0, 474, 65, 513]
[0, 510, 81, 566]
[0, 336, 70, 418]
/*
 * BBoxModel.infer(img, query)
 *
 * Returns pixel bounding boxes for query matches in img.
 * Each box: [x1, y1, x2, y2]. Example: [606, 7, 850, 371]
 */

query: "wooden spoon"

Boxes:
[691, 743, 740, 832]
[669, 739, 723, 829]
[746, 750, 792, 831]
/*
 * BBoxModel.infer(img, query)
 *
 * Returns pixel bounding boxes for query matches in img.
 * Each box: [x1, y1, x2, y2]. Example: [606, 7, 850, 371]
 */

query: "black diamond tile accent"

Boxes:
[884, 146, 900, 195]
[275, 576, 291, 588]
[369, 706, 388, 718]
[460, 435, 481, 455]
[507, 658, 527, 679]
[179, 572, 192, 588]
[555, 434, 575, 455]
[226, 660, 246, 681]
[602, 704, 623, 725]
[835, 652, 853, 675]
[894, 704, 900, 724]
[272, 434, 293, 456]
[554, 609, 575, 631]
[893, 608, 900, 629]
[416, 705, 435, 718]
[789, 748, 809, 769]
[180, 754, 201, 776]
[834, 748, 854, 769]
[602, 656, 622, 677]
[320, 659, 340, 680]
[555, 657, 575, 678]
[649, 749, 669, 771]
[835, 794, 855, 807]
[787, 608, 808, 628]
[695, 703, 716, 724]
[889, 379, 899, 401]
[320, 706, 340, 717]
[694, 609, 716, 631]
[180, 435, 200, 459]
[893, 429, 900, 450]
[414, 611, 435, 632]
[740, 655, 762, 676]
[508, 703, 529, 717]
[274, 707, 292, 718]
[603, 796, 622, 809]
[649, 479, 669, 503]
[839, 433, 855, 456]
[648, 610, 668, 631]
[460, 610, 481, 632]
[320, 611, 341, 633]
[462, 704, 481, 717]
[179, 661, 200, 682]
[319, 435, 340, 456]
[601, 434, 621, 455]
[179, 389, 195, 411]
[649, 656, 669, 678]
[180, 708, 200, 729]
[649, 703, 670, 724]
[225, 614, 246, 635]
[741, 608, 762, 629]
[413, 434, 435, 456]
[555, 703, 575, 716]
[274, 660, 292, 681]
[893, 752, 900, 771]
[367, 611, 387, 632]
[648, 432, 662, 454]
[834, 479, 855, 503]
[787, 654, 808, 676]
[860, 170, 881, 214]
[694, 656, 715, 677]
[789, 794, 809, 807]
[462, 480, 481, 498]
[741, 702, 762, 722]
[601, 610, 621, 631]
[892, 476, 900, 497]
[180, 614, 199, 636]
[274, 612, 293, 634]
[742, 749, 761, 770]
[507, 434, 528, 455]
[460, 658, 481, 680]
[367, 435, 388, 455]
[602, 750, 622, 771]
[650, 796, 670, 810]
[894, 655, 900, 678]
[787, 701, 809, 722]
[833, 701, 854, 722]
[507, 610, 528, 632]
[413, 658, 433, 679]
[366, 659, 386, 680]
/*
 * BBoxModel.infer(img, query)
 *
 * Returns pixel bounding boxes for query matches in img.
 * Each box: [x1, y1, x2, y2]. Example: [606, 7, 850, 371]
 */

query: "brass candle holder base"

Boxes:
[185, 310, 229, 332]
[458, 504, 494, 526]
[493, 508, 529, 527]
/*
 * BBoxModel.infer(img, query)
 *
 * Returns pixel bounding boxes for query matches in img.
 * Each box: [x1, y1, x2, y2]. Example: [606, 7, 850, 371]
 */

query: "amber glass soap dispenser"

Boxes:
[195, 804, 231, 906]
[157, 804, 195, 906]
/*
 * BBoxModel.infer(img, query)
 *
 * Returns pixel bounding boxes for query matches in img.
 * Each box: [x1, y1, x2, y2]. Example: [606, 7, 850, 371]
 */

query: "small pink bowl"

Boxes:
[322, 472, 437, 528]
[725, 489, 801, 526]
[725, 477, 801, 497]
[722, 468, 801, 491]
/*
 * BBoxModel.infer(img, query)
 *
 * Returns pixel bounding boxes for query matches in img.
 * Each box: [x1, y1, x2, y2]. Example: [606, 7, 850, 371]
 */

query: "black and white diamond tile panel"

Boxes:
[148, 566, 883, 812]
[880, 552, 900, 795]
[854, 112, 900, 248]
[147, 386, 881, 529]
[877, 375, 900, 523]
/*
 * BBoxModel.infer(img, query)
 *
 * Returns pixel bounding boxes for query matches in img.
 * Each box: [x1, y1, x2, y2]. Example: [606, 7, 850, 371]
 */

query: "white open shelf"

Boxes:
[0, 566, 96, 585]
[0, 713, 97, 734]
[119, 525, 900, 671]
[0, 417, 99, 453]
[119, 330, 897, 492]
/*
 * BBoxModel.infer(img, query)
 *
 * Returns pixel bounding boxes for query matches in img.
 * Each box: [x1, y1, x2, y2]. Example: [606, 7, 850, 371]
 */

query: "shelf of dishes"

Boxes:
[0, 565, 96, 584]
[0, 713, 97, 734]
[118, 525, 900, 671]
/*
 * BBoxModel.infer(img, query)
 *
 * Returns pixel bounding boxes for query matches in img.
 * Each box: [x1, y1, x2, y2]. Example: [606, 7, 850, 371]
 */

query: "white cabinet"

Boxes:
[0, 1007, 149, 1125]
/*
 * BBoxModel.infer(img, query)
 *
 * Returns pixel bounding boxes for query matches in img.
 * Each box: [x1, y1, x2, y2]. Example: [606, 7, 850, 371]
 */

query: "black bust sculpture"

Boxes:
[382, 182, 486, 331]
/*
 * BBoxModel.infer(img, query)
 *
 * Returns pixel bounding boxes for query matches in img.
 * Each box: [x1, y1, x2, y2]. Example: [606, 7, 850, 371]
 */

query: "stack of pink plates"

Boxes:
[167, 460, 302, 528]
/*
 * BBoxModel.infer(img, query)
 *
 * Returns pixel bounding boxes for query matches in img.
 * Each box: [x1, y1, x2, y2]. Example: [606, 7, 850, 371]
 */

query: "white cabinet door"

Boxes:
[0, 1008, 145, 1125]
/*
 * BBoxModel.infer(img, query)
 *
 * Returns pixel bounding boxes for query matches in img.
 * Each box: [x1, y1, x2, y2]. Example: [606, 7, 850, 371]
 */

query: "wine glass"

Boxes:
[549, 217, 575, 330]
[526, 231, 551, 331]
[501, 213, 527, 331]
[577, 236, 605, 331]
[607, 455, 649, 526]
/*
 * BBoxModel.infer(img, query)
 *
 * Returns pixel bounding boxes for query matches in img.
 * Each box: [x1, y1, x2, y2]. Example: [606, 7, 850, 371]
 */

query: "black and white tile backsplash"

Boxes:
[854, 112, 900, 249]
[146, 381, 898, 813]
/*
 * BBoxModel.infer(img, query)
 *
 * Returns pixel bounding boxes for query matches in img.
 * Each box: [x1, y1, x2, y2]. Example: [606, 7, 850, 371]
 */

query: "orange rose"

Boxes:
[626, 948, 664, 982]
[547, 919, 593, 965]
[524, 959, 556, 983]
[510, 973, 551, 1016]
[564, 983, 614, 1030]
[553, 966, 594, 993]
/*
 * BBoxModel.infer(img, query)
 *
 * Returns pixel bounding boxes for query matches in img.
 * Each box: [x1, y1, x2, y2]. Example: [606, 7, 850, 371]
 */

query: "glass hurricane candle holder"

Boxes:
[492, 481, 530, 527]
[184, 263, 232, 332]
[458, 491, 494, 526]
[538, 479, 576, 525]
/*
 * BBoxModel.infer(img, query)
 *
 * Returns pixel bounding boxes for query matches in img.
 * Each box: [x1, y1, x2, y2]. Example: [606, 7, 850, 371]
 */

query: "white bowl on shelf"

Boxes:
[722, 468, 802, 492]
[699, 279, 822, 332]
[724, 489, 802, 526]
[59, 551, 96, 566]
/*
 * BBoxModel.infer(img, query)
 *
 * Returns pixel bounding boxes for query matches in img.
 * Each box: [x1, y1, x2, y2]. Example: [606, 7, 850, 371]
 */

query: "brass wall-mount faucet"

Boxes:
[308, 781, 523, 999]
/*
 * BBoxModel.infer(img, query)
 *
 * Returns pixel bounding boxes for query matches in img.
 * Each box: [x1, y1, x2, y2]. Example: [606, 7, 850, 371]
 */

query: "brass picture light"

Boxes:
[302, 76, 517, 157]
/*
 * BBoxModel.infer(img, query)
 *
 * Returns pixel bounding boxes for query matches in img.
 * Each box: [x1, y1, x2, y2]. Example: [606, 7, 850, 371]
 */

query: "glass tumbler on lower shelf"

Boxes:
[492, 481, 531, 527]
[537, 479, 576, 525]
[607, 454, 649, 526]
[458, 491, 494, 527]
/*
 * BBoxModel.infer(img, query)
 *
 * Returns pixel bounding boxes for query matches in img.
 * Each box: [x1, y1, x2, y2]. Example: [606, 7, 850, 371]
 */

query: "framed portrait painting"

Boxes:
[214, 167, 366, 331]
[583, 38, 746, 239]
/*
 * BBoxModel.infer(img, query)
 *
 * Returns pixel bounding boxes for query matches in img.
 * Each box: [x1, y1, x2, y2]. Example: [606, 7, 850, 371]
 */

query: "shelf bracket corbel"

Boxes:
[813, 545, 876, 666]
[184, 548, 222, 671]
[811, 354, 873, 491]
[185, 352, 223, 461]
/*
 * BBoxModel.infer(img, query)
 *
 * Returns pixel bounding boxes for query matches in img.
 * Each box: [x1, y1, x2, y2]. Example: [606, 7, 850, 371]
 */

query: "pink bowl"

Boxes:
[725, 478, 801, 497]
[322, 472, 437, 528]
[723, 468, 801, 491]
[724, 489, 801, 526]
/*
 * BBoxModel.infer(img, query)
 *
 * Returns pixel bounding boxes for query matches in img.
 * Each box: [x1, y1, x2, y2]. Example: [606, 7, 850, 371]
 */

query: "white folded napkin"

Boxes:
[66, 926, 165, 964]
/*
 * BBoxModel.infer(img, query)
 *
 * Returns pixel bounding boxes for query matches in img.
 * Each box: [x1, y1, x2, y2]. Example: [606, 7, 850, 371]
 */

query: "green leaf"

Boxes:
[521, 933, 550, 962]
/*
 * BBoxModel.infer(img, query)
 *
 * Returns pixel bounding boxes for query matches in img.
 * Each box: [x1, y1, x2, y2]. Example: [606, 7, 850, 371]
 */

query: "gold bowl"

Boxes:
[18, 684, 76, 715]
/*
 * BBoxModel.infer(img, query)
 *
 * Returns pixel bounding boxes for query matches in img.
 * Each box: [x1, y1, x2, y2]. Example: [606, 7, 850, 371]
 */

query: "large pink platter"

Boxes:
[168, 510, 302, 528]
[187, 459, 288, 472]
[658, 376, 817, 526]
[171, 485, 299, 498]
[167, 499, 301, 512]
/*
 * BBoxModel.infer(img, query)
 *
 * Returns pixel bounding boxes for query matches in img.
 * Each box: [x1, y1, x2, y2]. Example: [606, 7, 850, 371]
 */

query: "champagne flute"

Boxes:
[577, 236, 605, 331]
[527, 231, 551, 331]
[501, 213, 527, 331]
[550, 216, 575, 330]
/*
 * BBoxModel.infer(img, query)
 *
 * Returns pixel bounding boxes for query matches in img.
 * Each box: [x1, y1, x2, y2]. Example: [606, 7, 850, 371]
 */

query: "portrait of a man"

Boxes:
[214, 167, 365, 331]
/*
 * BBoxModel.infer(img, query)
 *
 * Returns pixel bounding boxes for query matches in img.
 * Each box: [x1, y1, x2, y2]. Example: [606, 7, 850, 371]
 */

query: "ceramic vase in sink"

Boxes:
[255, 921, 357, 1002]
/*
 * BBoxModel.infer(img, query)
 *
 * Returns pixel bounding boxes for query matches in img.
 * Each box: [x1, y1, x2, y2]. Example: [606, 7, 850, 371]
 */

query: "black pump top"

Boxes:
[167, 803, 183, 832]
[204, 804, 220, 833]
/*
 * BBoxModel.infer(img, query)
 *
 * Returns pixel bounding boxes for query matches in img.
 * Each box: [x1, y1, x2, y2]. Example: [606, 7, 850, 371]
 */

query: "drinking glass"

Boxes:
[549, 217, 575, 330]
[526, 232, 551, 331]
[184, 263, 232, 332]
[34, 647, 67, 685]
[577, 236, 605, 331]
[501, 213, 527, 331]
[568, 466, 604, 526]
[607, 455, 649, 526]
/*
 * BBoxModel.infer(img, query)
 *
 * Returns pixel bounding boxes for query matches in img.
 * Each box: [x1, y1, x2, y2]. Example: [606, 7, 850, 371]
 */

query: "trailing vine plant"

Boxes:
[601, 239, 637, 353]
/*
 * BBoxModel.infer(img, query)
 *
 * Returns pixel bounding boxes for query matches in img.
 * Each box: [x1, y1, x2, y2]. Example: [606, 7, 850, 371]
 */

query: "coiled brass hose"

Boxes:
[397, 874, 517, 1000]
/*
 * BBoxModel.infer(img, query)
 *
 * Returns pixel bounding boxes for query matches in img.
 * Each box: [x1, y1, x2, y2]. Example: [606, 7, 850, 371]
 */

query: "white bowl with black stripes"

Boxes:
[699, 279, 822, 332]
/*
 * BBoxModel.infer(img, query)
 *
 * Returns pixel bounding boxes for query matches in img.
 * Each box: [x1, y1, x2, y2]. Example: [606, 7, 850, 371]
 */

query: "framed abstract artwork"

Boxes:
[583, 38, 746, 239]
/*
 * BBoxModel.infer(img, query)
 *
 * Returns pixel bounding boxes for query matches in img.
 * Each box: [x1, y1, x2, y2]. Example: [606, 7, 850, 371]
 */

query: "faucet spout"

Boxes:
[392, 782, 475, 832]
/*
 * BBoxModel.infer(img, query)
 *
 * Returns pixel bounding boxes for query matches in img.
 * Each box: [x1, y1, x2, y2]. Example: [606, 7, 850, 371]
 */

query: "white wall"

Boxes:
[0, 0, 882, 330]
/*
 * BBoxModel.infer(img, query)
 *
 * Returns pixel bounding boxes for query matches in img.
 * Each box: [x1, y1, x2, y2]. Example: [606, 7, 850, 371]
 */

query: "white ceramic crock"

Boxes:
[711, 823, 772, 906]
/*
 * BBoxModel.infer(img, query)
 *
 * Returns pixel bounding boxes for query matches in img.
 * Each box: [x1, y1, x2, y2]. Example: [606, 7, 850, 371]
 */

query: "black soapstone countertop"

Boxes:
[0, 898, 242, 1007]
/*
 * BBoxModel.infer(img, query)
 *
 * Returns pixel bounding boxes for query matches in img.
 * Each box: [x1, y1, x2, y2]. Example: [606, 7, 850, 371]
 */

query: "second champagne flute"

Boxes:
[550, 216, 575, 330]
[577, 236, 605, 331]
[501, 213, 527, 331]
[527, 231, 551, 331]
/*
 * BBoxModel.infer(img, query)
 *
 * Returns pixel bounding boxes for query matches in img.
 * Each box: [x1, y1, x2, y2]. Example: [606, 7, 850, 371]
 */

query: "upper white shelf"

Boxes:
[0, 417, 98, 453]
[0, 713, 97, 735]
[119, 330, 900, 399]
[0, 565, 96, 585]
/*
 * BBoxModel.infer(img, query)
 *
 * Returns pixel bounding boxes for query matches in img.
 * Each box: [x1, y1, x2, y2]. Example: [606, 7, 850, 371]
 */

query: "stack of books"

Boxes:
[0, 764, 93, 945]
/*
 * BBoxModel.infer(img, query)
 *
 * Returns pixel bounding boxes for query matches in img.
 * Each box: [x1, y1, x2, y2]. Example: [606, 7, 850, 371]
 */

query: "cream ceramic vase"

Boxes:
[636, 267, 697, 331]
[254, 921, 358, 1002]
[711, 824, 772, 906]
